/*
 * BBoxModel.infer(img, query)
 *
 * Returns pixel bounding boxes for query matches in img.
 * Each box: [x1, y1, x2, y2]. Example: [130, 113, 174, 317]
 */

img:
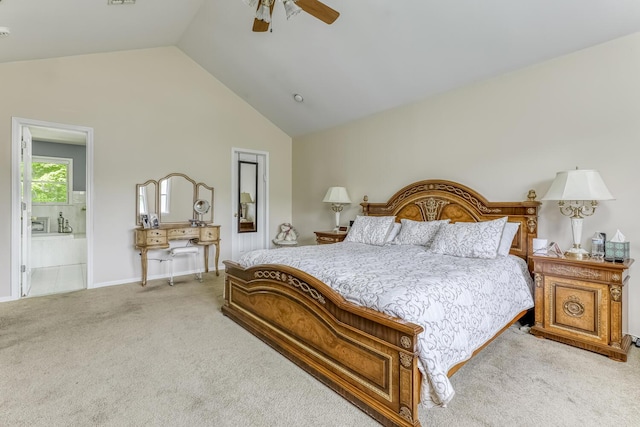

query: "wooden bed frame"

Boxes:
[222, 180, 540, 427]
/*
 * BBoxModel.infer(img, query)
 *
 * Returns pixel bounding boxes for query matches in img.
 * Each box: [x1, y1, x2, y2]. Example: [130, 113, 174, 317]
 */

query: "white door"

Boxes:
[20, 127, 33, 297]
[231, 149, 269, 260]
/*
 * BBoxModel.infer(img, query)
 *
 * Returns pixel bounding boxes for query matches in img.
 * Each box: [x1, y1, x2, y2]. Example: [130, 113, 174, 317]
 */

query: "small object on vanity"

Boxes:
[605, 229, 630, 262]
[591, 232, 605, 261]
[149, 213, 159, 229]
[62, 219, 73, 233]
[57, 212, 64, 233]
[193, 199, 211, 226]
[31, 217, 49, 234]
[314, 230, 347, 245]
[141, 214, 151, 229]
[541, 168, 614, 260]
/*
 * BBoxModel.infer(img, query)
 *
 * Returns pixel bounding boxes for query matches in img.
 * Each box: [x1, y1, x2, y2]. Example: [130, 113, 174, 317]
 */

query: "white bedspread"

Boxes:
[238, 242, 534, 407]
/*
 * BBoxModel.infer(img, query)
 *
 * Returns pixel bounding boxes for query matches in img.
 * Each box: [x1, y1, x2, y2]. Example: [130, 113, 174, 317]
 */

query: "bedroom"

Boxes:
[0, 1, 639, 425]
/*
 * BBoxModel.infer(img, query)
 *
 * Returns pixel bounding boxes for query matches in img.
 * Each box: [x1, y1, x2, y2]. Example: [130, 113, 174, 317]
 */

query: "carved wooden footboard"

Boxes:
[222, 262, 424, 427]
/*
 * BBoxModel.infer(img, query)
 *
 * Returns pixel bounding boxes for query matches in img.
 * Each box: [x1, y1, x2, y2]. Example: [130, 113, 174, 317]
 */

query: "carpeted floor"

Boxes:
[1, 273, 638, 426]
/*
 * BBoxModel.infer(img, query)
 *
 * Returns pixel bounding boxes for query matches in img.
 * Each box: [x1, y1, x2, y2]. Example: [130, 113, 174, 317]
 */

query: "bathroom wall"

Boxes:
[32, 191, 87, 234]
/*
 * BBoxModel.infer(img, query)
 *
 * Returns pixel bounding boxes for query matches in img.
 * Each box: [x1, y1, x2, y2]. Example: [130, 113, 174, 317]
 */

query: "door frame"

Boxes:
[10, 117, 95, 300]
[231, 148, 269, 260]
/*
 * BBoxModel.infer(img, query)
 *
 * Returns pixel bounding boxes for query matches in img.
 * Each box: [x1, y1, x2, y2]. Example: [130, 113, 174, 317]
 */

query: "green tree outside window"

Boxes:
[31, 156, 72, 204]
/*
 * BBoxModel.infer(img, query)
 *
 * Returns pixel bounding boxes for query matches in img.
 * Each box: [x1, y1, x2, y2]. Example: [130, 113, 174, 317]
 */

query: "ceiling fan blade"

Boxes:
[252, 1, 276, 32]
[297, 0, 340, 25]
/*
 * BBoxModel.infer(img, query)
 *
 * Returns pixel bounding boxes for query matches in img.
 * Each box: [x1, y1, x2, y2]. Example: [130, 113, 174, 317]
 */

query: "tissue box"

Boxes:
[605, 241, 630, 262]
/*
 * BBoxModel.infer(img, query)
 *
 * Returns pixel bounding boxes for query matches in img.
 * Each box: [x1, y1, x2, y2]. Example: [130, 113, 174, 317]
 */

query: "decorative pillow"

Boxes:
[430, 216, 508, 259]
[496, 222, 520, 257]
[345, 216, 396, 246]
[385, 222, 402, 243]
[393, 219, 450, 247]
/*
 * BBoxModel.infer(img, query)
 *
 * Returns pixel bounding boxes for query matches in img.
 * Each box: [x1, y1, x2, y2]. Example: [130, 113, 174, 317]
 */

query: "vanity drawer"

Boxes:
[136, 229, 168, 246]
[199, 226, 220, 242]
[168, 228, 200, 239]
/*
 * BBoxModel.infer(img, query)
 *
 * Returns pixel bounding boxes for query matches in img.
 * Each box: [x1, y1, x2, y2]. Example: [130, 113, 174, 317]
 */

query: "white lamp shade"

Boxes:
[323, 187, 351, 204]
[541, 170, 614, 201]
[240, 192, 254, 204]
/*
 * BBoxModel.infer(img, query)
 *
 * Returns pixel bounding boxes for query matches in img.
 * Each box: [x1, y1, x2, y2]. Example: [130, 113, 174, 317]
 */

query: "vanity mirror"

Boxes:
[135, 173, 214, 226]
[238, 160, 258, 233]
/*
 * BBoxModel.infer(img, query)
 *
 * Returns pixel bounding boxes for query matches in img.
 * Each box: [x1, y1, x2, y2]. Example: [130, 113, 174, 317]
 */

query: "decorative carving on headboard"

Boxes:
[388, 183, 501, 214]
[415, 198, 450, 221]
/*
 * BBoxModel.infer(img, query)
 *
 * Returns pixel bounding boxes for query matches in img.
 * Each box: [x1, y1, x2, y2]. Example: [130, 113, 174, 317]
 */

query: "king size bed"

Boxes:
[222, 180, 540, 427]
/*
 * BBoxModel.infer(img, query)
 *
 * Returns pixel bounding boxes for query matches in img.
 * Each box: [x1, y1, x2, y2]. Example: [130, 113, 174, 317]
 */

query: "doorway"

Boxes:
[11, 118, 94, 299]
[231, 148, 269, 260]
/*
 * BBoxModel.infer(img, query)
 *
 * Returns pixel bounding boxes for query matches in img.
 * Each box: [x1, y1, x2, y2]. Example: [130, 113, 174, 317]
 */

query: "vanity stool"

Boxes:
[167, 245, 202, 285]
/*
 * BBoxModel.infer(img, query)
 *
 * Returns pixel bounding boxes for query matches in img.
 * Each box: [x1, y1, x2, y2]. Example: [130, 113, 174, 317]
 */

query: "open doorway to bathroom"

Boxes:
[11, 118, 94, 299]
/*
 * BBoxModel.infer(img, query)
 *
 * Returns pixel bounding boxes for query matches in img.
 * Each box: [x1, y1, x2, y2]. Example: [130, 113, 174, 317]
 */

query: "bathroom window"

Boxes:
[31, 156, 73, 204]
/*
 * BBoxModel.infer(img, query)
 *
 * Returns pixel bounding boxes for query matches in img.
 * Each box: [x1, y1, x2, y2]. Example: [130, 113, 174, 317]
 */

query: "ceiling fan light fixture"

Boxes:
[283, 0, 301, 20]
[256, 0, 273, 23]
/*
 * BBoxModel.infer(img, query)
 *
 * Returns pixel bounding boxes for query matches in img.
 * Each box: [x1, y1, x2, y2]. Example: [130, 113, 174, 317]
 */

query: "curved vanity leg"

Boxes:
[214, 242, 220, 276]
[203, 244, 210, 274]
[140, 248, 148, 287]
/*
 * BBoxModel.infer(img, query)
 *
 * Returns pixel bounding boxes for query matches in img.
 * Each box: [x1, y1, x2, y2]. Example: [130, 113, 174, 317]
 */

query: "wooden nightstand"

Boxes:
[314, 230, 347, 245]
[530, 256, 633, 361]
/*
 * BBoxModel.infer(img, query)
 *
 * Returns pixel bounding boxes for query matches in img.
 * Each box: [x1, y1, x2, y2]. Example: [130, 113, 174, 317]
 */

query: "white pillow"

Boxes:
[345, 216, 396, 246]
[393, 219, 450, 247]
[496, 222, 520, 257]
[385, 222, 402, 243]
[430, 216, 508, 259]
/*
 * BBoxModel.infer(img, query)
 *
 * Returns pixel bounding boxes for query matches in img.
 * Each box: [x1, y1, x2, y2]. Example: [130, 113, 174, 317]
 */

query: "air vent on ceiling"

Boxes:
[108, 0, 136, 4]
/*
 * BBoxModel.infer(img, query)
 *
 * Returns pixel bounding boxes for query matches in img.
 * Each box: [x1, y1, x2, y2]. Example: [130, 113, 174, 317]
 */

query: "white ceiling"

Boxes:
[1, 0, 640, 137]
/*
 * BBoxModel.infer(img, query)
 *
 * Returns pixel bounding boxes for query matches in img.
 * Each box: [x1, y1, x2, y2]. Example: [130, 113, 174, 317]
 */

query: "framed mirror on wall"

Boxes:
[238, 160, 258, 233]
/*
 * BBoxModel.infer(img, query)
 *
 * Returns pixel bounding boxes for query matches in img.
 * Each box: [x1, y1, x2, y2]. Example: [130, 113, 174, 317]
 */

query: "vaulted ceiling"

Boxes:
[2, 0, 640, 137]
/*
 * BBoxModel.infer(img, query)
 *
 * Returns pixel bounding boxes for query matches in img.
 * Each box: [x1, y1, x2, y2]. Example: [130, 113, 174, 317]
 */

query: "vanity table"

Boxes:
[135, 224, 220, 286]
[134, 173, 220, 286]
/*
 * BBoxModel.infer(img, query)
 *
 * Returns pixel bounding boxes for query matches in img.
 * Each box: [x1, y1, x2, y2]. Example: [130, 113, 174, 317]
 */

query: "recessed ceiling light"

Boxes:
[108, 0, 136, 4]
[0, 27, 10, 38]
[293, 94, 304, 103]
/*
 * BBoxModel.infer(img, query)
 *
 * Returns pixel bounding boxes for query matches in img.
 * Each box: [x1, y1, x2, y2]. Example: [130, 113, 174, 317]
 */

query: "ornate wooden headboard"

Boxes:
[361, 179, 541, 265]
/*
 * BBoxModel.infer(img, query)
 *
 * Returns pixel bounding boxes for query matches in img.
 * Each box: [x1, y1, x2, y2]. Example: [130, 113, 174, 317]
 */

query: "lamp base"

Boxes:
[565, 247, 590, 260]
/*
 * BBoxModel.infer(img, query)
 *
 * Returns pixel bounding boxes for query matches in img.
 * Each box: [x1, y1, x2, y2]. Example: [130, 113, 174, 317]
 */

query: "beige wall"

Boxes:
[293, 33, 640, 337]
[0, 47, 292, 297]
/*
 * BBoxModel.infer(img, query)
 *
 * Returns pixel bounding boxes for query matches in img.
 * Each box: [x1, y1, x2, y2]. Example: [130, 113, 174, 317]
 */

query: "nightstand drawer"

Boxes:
[314, 231, 347, 245]
[545, 277, 609, 345]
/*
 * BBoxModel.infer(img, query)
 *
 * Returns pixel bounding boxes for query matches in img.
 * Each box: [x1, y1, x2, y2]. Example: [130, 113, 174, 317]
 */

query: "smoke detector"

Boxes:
[0, 27, 10, 38]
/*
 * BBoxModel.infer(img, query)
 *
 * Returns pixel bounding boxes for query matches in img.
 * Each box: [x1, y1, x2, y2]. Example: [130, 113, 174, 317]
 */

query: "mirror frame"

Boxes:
[135, 173, 214, 226]
[238, 160, 258, 233]
[135, 179, 158, 226]
[196, 182, 214, 224]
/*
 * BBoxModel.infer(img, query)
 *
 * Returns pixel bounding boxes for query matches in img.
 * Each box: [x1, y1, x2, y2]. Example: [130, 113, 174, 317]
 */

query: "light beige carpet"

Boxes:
[1, 274, 638, 427]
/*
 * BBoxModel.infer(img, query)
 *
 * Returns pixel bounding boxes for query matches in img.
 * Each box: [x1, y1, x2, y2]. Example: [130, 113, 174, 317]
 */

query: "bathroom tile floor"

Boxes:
[29, 264, 86, 297]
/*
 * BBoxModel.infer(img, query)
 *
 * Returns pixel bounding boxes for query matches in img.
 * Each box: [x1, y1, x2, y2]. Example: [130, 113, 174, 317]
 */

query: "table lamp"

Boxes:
[322, 187, 351, 231]
[541, 169, 614, 260]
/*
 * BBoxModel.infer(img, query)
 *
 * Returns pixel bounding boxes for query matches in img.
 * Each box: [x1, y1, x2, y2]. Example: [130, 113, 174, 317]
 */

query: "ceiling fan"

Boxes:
[245, 0, 340, 32]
